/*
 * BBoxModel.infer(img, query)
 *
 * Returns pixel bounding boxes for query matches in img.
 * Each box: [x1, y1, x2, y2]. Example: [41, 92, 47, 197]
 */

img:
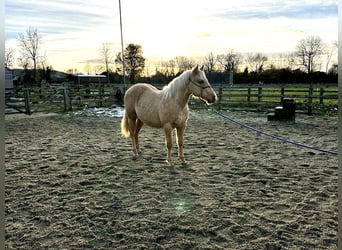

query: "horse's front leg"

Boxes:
[163, 124, 173, 166]
[176, 126, 186, 164]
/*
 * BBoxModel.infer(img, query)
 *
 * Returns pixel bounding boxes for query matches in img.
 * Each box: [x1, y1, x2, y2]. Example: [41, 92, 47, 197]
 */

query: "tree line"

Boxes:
[5, 27, 338, 86]
[111, 38, 337, 85]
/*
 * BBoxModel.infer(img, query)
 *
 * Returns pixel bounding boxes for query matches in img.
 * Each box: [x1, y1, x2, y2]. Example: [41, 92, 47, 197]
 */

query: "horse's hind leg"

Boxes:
[127, 117, 138, 157]
[176, 126, 186, 164]
[134, 118, 143, 154]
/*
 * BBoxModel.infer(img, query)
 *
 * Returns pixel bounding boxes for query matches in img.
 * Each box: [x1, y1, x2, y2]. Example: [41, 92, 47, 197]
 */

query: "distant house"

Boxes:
[50, 70, 70, 82]
[70, 74, 108, 86]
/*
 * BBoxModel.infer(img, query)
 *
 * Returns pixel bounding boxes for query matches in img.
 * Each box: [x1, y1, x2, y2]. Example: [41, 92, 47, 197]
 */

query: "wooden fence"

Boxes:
[5, 82, 124, 115]
[5, 82, 338, 115]
[5, 85, 71, 115]
[209, 84, 338, 114]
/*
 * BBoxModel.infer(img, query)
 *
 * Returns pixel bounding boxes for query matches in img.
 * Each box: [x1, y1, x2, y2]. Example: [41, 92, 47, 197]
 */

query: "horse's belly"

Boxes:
[135, 103, 186, 128]
[135, 104, 163, 128]
[140, 116, 163, 128]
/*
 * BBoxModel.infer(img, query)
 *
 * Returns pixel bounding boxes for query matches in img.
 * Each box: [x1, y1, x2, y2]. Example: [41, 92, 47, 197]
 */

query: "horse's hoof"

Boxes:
[179, 157, 186, 165]
[180, 161, 187, 167]
[132, 154, 138, 160]
[165, 160, 174, 167]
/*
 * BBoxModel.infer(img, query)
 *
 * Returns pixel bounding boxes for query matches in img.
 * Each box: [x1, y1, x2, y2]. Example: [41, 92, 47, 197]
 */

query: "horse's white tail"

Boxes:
[121, 112, 130, 138]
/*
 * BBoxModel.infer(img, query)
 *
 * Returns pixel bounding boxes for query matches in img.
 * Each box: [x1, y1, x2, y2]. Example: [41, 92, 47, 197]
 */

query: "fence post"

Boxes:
[280, 87, 285, 104]
[218, 87, 223, 110]
[308, 86, 313, 115]
[24, 88, 32, 115]
[319, 87, 324, 104]
[98, 83, 104, 107]
[247, 87, 251, 103]
[257, 87, 262, 111]
[63, 84, 72, 111]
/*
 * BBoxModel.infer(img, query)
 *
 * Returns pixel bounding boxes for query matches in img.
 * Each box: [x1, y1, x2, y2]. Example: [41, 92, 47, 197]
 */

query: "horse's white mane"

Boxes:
[161, 70, 190, 100]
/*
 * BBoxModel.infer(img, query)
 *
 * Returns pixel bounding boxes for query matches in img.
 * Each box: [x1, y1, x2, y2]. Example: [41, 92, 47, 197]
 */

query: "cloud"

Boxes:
[5, 0, 115, 38]
[5, 0, 338, 72]
[216, 1, 337, 20]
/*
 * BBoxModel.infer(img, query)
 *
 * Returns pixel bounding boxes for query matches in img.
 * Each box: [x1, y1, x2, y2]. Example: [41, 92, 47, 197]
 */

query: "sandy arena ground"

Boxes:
[5, 109, 338, 249]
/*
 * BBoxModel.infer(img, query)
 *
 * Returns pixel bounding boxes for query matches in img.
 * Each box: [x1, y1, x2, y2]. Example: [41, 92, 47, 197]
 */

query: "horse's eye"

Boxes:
[198, 80, 204, 84]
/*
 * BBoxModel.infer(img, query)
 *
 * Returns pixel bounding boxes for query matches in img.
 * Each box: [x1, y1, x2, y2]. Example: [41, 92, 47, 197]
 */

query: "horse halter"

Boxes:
[189, 77, 211, 90]
[189, 77, 211, 98]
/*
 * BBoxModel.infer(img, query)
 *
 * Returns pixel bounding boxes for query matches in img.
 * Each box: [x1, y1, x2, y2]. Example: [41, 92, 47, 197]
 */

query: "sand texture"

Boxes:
[5, 110, 338, 249]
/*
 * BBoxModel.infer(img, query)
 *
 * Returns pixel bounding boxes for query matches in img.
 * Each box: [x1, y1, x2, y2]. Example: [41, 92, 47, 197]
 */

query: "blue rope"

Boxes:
[213, 109, 338, 156]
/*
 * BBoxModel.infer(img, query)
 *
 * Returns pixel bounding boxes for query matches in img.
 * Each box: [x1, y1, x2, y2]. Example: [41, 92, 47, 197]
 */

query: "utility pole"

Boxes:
[119, 0, 126, 91]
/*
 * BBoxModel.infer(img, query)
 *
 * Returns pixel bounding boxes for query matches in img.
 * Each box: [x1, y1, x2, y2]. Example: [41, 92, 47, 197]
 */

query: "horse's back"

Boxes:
[125, 83, 159, 103]
[124, 83, 162, 123]
[125, 83, 158, 99]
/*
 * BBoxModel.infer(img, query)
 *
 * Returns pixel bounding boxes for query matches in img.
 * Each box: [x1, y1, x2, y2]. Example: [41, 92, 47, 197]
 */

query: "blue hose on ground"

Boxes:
[213, 109, 337, 156]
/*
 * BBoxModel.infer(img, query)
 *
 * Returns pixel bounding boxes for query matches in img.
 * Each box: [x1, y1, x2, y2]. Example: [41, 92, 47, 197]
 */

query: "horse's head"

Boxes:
[188, 65, 217, 104]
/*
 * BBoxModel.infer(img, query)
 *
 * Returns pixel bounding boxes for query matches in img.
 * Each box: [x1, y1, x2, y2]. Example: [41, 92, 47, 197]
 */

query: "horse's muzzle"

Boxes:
[202, 92, 216, 105]
[207, 90, 217, 104]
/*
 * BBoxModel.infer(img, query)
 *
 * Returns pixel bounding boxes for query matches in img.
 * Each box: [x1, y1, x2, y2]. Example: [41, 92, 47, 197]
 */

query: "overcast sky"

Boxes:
[5, 0, 338, 73]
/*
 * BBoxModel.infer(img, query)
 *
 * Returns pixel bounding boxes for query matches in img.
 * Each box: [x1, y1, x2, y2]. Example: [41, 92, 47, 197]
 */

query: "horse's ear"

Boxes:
[192, 65, 199, 73]
[200, 65, 204, 71]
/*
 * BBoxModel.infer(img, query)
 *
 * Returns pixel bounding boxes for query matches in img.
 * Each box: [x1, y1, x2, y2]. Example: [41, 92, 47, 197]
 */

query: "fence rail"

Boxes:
[5, 82, 338, 115]
[207, 84, 338, 114]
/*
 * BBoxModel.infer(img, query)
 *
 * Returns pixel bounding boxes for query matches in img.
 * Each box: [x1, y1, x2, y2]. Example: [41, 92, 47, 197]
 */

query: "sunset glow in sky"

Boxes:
[5, 0, 338, 73]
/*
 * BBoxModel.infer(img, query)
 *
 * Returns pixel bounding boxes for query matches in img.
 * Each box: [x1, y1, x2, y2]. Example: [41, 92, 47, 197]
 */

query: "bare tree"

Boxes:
[323, 41, 337, 73]
[94, 64, 105, 75]
[246, 53, 268, 73]
[203, 52, 217, 80]
[217, 49, 241, 73]
[278, 52, 296, 70]
[296, 35, 323, 73]
[17, 27, 42, 83]
[328, 63, 338, 75]
[5, 47, 15, 68]
[161, 59, 176, 77]
[175, 56, 196, 73]
[100, 43, 113, 82]
[39, 52, 48, 70]
[66, 68, 78, 74]
[84, 62, 91, 75]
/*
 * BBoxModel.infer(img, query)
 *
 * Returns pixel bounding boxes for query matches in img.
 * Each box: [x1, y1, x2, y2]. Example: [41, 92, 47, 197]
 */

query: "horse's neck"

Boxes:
[173, 71, 191, 107]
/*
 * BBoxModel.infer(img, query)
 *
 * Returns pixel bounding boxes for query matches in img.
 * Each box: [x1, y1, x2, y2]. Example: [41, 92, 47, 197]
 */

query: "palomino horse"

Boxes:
[121, 65, 217, 165]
